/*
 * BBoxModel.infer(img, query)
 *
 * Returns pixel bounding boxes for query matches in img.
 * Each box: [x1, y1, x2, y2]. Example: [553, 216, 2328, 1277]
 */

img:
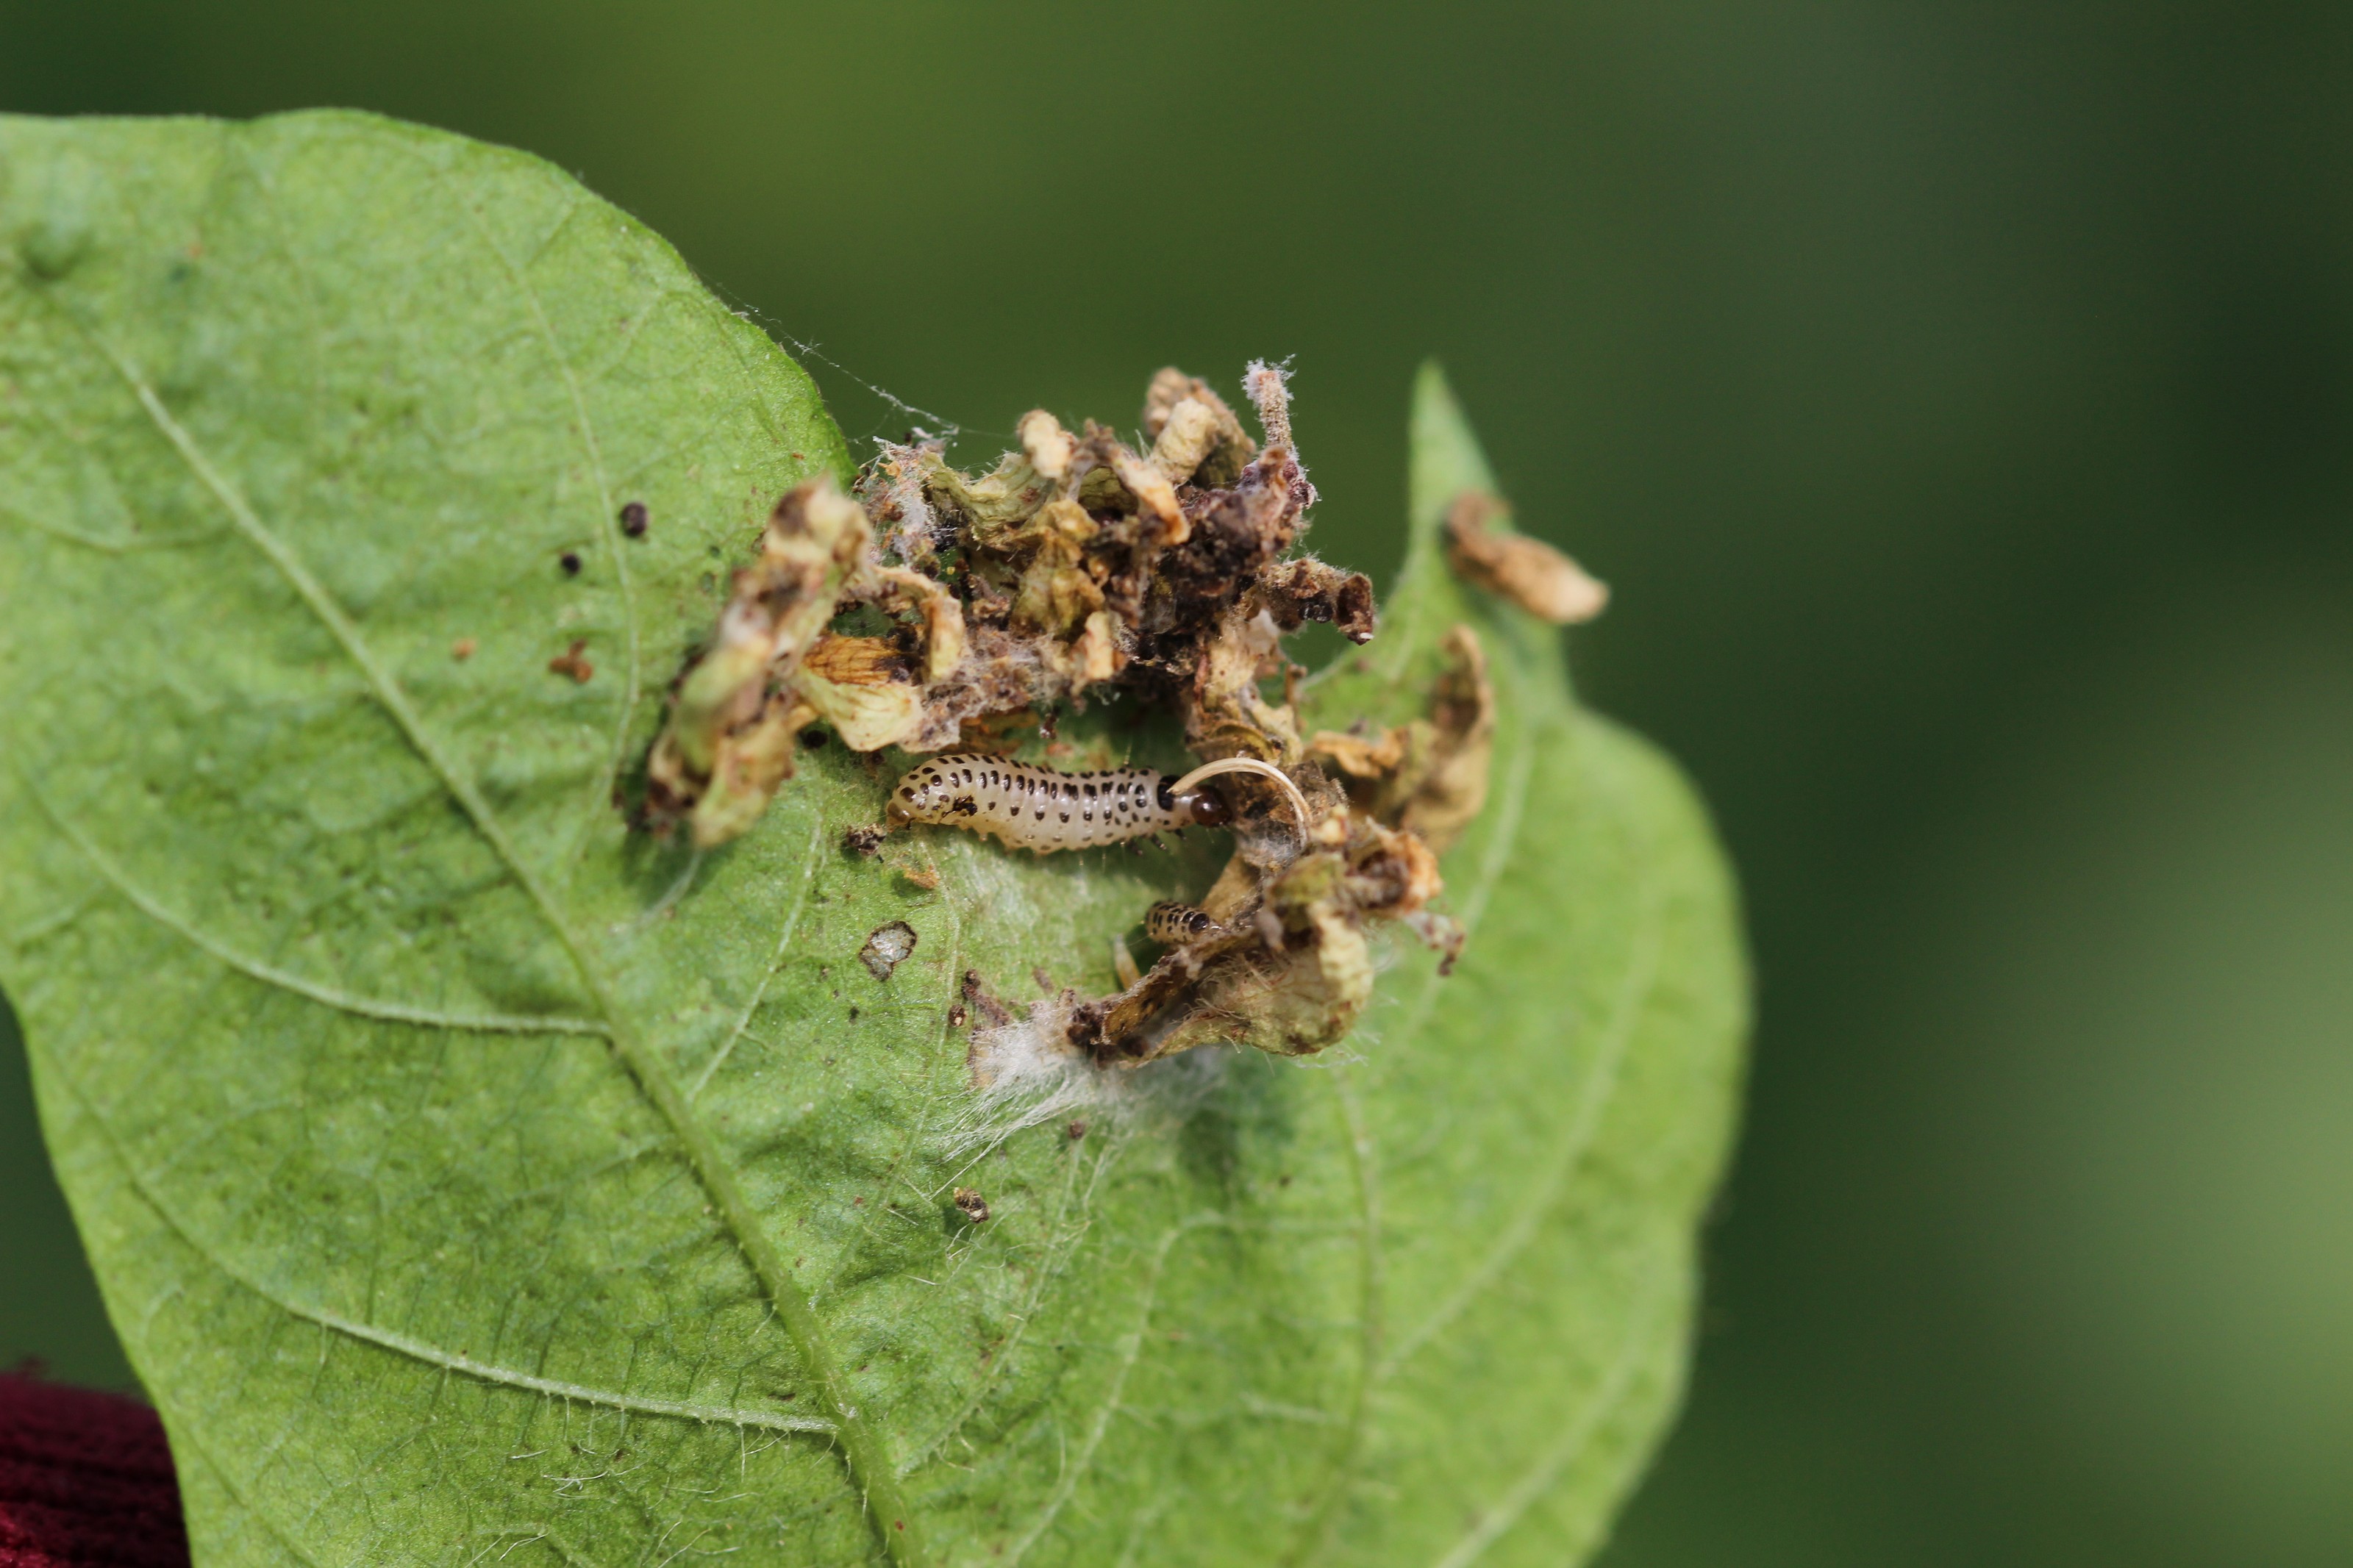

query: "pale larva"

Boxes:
[885, 753, 1310, 854]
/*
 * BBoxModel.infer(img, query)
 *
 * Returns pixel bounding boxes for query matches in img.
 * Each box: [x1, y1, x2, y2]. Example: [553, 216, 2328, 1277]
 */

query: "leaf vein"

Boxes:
[71, 1064, 838, 1439]
[1001, 1220, 1207, 1566]
[1379, 724, 1665, 1374]
[438, 175, 641, 837]
[1426, 1243, 1677, 1568]
[686, 811, 825, 1102]
[74, 303, 921, 1561]
[26, 773, 609, 1037]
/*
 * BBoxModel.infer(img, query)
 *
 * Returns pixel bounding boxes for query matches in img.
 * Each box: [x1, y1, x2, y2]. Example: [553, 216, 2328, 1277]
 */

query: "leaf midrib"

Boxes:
[62, 1066, 838, 1439]
[1285, 614, 1549, 1568]
[26, 774, 609, 1038]
[36, 243, 926, 1562]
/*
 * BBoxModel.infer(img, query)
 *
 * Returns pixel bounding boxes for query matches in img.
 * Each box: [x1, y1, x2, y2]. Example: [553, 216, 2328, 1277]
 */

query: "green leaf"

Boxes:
[0, 110, 1746, 1568]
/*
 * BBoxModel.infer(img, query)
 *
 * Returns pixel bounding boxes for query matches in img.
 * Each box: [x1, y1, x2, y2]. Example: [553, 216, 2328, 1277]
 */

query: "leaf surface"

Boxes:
[0, 112, 1746, 1568]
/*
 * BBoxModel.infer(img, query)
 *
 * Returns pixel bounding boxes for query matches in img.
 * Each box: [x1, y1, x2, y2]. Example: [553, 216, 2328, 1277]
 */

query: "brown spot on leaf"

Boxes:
[548, 640, 593, 683]
[960, 970, 1014, 1028]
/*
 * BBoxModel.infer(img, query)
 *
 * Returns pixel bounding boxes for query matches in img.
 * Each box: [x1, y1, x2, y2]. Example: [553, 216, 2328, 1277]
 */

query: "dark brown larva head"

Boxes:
[1166, 779, 1231, 828]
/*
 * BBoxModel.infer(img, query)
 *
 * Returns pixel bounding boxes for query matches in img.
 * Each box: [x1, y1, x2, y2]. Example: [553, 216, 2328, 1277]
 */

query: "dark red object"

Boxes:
[0, 1370, 187, 1567]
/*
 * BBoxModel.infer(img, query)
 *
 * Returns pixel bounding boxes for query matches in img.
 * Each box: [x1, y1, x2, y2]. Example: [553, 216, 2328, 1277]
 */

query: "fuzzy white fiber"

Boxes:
[946, 995, 1229, 1160]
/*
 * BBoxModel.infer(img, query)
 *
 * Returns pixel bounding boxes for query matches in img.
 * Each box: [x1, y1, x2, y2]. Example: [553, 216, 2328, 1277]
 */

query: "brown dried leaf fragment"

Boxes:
[1307, 726, 1404, 781]
[687, 695, 811, 848]
[873, 567, 967, 682]
[797, 635, 924, 752]
[1062, 795, 1445, 1067]
[1399, 625, 1497, 850]
[917, 442, 1060, 538]
[1306, 623, 1495, 853]
[1443, 490, 1609, 624]
[1006, 501, 1104, 637]
[1016, 409, 1075, 484]
[1112, 446, 1187, 545]
[1144, 367, 1256, 487]
[1257, 557, 1377, 645]
[645, 475, 870, 845]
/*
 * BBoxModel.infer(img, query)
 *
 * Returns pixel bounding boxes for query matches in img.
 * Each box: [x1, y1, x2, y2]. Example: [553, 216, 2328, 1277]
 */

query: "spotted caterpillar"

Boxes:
[1145, 901, 1223, 945]
[886, 753, 1308, 853]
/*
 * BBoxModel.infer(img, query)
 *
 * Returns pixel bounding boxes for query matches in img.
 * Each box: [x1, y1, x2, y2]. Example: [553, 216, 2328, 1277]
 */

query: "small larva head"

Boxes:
[1174, 782, 1231, 827]
[1166, 756, 1310, 838]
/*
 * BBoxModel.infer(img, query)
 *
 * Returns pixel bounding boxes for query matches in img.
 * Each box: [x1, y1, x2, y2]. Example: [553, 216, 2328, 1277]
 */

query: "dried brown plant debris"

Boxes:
[643, 476, 868, 846]
[1443, 490, 1609, 624]
[547, 640, 593, 684]
[645, 365, 1490, 1071]
[646, 365, 1365, 842]
[1051, 794, 1457, 1067]
[1308, 625, 1496, 854]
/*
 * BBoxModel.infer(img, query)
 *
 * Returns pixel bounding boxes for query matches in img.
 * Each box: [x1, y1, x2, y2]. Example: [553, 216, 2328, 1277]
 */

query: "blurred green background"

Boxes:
[5, 2, 2349, 1562]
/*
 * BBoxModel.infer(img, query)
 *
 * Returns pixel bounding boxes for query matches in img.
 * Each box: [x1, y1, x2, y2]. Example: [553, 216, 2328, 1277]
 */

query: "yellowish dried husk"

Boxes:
[1016, 409, 1074, 484]
[1307, 728, 1407, 778]
[798, 635, 924, 752]
[1112, 448, 1186, 544]
[879, 567, 968, 681]
[1071, 610, 1118, 684]
[692, 698, 805, 848]
[1149, 396, 1223, 484]
[1444, 494, 1610, 624]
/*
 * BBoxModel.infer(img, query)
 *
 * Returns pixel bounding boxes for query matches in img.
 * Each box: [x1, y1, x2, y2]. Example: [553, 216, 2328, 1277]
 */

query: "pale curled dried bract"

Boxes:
[643, 475, 867, 847]
[1444, 490, 1610, 624]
